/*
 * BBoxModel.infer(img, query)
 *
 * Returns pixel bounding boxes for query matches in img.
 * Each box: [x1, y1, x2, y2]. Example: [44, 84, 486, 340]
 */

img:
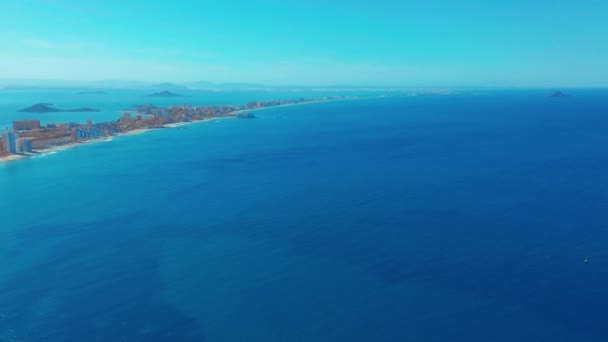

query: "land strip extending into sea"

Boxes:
[1, 96, 355, 164]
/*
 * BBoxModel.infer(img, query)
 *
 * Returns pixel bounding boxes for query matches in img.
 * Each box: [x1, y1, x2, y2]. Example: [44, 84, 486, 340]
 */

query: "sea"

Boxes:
[1, 89, 607, 341]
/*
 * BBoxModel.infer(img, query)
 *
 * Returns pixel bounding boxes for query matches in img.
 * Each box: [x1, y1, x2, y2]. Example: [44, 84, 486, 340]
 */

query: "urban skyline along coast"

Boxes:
[0, 96, 350, 162]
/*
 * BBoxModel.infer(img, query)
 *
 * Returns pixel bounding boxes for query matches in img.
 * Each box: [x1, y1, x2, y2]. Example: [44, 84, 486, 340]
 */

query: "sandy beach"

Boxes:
[164, 122, 189, 128]
[33, 137, 113, 155]
[0, 154, 26, 164]
[165, 117, 232, 127]
[121, 128, 152, 135]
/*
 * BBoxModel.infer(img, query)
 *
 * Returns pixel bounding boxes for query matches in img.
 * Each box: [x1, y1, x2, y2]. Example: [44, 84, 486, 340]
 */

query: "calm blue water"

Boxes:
[1, 90, 608, 341]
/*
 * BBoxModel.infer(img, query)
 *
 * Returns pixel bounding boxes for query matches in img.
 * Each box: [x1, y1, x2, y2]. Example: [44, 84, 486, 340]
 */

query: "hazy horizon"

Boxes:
[1, 78, 606, 90]
[1, 1, 608, 87]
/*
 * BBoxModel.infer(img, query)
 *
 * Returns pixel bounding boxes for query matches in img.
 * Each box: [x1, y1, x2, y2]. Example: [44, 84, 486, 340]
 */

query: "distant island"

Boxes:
[18, 103, 100, 113]
[148, 90, 181, 98]
[551, 91, 570, 97]
[78, 91, 107, 95]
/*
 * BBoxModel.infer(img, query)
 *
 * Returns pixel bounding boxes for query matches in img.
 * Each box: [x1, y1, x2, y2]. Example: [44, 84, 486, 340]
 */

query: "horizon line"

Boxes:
[1, 79, 607, 90]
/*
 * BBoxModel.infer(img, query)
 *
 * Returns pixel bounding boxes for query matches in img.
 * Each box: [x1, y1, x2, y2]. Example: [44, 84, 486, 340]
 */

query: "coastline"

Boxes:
[0, 116, 232, 164]
[0, 154, 26, 163]
[121, 128, 152, 135]
[232, 97, 348, 116]
[1, 98, 353, 165]
[33, 136, 114, 156]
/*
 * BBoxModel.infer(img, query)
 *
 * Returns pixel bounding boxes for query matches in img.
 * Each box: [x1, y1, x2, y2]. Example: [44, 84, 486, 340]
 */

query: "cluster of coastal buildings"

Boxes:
[0, 119, 119, 158]
[1, 96, 348, 161]
[1, 123, 35, 155]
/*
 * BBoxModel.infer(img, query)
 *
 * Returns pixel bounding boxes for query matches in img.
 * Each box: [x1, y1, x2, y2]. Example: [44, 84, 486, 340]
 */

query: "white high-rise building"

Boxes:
[1, 131, 19, 154]
[17, 138, 33, 153]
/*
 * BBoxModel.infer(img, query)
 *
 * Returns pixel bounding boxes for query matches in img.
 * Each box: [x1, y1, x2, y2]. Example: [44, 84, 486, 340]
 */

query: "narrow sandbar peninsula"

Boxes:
[1, 96, 350, 163]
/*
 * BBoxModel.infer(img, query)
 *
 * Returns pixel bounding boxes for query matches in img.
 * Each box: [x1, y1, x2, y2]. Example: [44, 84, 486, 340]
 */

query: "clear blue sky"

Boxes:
[1, 0, 607, 86]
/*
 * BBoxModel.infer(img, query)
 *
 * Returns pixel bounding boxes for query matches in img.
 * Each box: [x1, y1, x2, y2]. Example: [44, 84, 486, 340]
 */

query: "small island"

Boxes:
[237, 112, 257, 119]
[551, 91, 570, 97]
[18, 103, 100, 113]
[148, 90, 181, 98]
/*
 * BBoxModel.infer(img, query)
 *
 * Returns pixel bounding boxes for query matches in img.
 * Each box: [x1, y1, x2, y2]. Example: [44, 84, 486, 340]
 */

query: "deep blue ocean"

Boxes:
[1, 90, 608, 341]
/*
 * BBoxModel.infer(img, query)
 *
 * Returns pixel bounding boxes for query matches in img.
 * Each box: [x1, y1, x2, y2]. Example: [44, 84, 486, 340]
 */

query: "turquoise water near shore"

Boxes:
[1, 90, 608, 341]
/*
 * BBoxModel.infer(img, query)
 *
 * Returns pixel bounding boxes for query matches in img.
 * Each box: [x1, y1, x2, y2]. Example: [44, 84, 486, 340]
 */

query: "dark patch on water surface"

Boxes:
[0, 214, 207, 341]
